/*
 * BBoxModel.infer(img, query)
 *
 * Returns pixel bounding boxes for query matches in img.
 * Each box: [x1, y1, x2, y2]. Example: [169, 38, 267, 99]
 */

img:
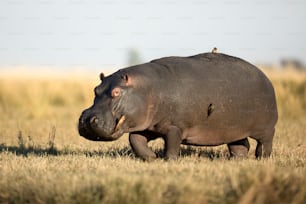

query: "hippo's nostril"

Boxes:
[90, 116, 99, 126]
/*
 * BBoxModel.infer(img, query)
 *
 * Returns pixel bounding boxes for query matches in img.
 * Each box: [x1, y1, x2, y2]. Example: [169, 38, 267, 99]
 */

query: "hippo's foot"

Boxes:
[228, 138, 250, 158]
[252, 128, 275, 159]
[129, 133, 157, 161]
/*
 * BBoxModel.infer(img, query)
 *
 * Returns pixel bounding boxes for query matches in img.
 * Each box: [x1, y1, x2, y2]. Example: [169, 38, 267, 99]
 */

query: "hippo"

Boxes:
[78, 52, 278, 160]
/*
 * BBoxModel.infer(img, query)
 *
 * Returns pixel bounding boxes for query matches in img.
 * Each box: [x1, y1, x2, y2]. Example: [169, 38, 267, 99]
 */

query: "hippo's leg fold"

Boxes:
[254, 128, 275, 158]
[227, 138, 250, 158]
[129, 132, 157, 161]
[164, 126, 182, 160]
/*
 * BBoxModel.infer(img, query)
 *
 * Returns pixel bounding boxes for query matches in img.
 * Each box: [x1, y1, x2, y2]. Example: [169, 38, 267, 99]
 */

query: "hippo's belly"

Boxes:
[181, 125, 251, 146]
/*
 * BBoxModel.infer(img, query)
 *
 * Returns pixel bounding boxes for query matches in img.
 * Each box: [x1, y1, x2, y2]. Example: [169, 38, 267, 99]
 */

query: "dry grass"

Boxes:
[0, 67, 305, 204]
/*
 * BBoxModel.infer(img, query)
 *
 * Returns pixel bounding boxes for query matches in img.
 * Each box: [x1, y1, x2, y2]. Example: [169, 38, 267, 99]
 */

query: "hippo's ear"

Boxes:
[121, 74, 128, 82]
[121, 74, 130, 85]
[100, 73, 105, 81]
[119, 73, 133, 86]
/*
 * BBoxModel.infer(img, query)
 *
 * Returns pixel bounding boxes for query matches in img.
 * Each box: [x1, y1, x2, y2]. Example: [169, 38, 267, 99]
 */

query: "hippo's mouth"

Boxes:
[93, 114, 127, 140]
[114, 115, 126, 132]
[96, 114, 126, 140]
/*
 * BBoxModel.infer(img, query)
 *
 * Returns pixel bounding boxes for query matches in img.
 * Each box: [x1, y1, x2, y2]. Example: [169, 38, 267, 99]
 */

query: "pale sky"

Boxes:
[0, 0, 305, 72]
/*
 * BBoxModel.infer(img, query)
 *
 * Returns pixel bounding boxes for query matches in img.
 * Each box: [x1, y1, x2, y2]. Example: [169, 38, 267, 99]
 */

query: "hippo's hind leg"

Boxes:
[252, 128, 275, 158]
[129, 131, 157, 161]
[227, 138, 250, 158]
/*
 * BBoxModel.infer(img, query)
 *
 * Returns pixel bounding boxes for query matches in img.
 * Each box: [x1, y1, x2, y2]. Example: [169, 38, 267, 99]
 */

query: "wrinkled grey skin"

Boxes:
[78, 53, 278, 160]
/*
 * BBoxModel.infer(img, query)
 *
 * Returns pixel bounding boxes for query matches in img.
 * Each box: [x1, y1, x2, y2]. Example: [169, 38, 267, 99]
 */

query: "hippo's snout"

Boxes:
[79, 114, 101, 131]
[78, 112, 100, 140]
[78, 109, 123, 141]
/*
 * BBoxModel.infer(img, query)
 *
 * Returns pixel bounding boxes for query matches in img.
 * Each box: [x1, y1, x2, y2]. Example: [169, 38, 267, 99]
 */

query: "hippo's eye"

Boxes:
[111, 87, 121, 98]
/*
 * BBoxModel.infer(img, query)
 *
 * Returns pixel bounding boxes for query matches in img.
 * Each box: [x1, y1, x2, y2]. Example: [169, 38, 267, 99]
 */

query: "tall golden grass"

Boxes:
[261, 67, 306, 118]
[0, 67, 305, 204]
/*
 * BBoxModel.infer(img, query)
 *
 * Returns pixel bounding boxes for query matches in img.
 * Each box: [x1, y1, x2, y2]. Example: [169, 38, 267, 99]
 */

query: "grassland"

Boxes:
[0, 67, 305, 204]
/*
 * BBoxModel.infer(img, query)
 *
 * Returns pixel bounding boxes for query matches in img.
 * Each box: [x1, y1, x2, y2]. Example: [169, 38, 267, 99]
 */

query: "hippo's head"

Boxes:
[78, 69, 152, 141]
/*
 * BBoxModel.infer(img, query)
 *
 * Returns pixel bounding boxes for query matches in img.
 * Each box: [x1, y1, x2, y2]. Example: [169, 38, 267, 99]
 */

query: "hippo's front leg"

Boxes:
[129, 132, 157, 161]
[164, 126, 182, 160]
